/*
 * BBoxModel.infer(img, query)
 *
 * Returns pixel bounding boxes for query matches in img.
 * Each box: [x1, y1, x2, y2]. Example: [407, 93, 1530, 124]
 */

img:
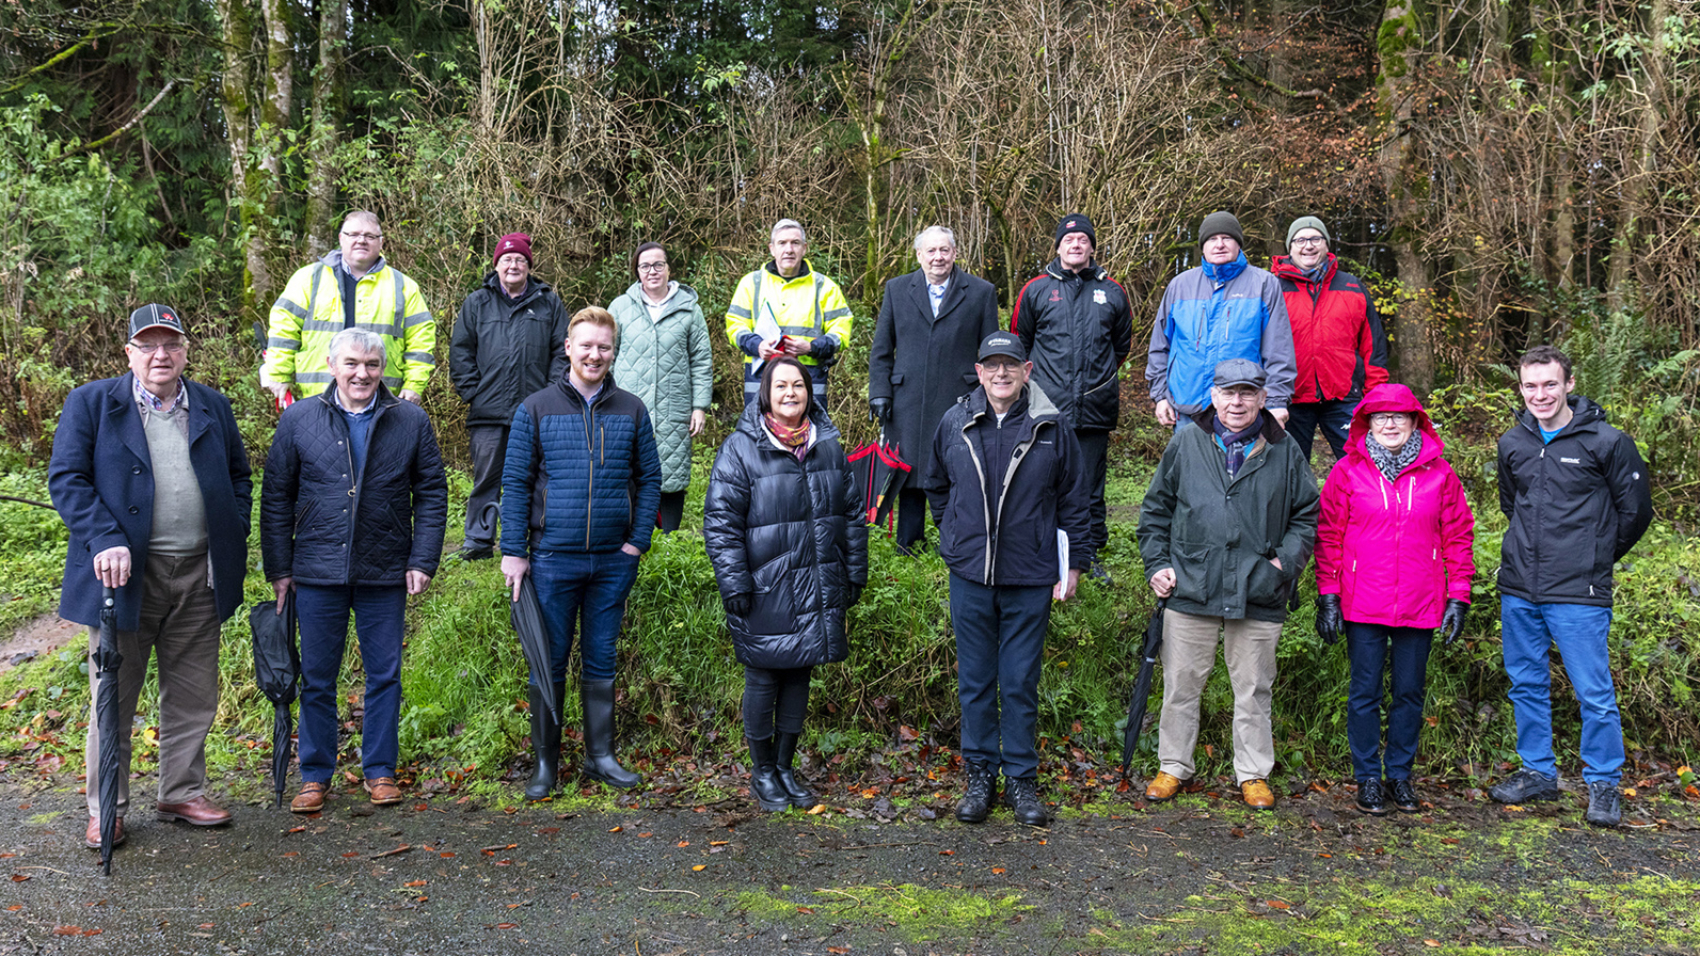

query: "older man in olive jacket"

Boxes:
[868, 225, 1001, 554]
[1137, 359, 1318, 811]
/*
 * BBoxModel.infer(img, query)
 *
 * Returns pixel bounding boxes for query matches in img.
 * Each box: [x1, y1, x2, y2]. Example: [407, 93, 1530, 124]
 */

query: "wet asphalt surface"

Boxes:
[2, 777, 1696, 956]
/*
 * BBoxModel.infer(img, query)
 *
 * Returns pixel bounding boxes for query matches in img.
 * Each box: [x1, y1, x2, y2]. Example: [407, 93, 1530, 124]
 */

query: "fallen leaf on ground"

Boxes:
[692, 864, 706, 871]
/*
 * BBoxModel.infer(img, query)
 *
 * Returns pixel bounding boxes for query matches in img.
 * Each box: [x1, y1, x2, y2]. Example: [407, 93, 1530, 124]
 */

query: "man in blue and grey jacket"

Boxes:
[1146, 211, 1295, 429]
[501, 306, 662, 799]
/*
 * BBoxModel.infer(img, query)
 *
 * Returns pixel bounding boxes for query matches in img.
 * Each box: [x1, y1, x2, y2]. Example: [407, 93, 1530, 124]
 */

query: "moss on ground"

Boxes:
[737, 882, 1034, 943]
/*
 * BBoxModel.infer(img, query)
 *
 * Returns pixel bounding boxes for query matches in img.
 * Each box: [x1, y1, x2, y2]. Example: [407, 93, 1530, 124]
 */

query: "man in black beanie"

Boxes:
[1010, 213, 1134, 583]
[1146, 211, 1295, 431]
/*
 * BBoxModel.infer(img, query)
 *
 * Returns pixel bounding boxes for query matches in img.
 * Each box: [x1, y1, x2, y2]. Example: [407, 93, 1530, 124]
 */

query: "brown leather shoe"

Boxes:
[1145, 771, 1183, 802]
[290, 781, 328, 814]
[363, 776, 402, 805]
[1241, 778, 1276, 810]
[84, 816, 126, 850]
[155, 795, 232, 827]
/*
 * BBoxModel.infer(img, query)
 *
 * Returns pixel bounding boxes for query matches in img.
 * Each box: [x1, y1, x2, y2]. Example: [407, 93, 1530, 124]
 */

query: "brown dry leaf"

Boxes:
[439, 852, 455, 858]
[992, 867, 1006, 874]
[82, 928, 102, 936]
[9, 874, 28, 883]
[287, 826, 306, 834]
[1267, 900, 1291, 910]
[637, 832, 653, 838]
[404, 880, 427, 888]
[236, 902, 254, 909]
[1423, 941, 1440, 948]
[282, 852, 298, 858]
[495, 922, 518, 929]
[807, 804, 827, 815]
[827, 946, 851, 954]
[341, 852, 360, 858]
[676, 840, 690, 847]
[709, 840, 729, 846]
[692, 865, 706, 871]
[52, 926, 81, 936]
[609, 826, 622, 832]
[5, 905, 22, 912]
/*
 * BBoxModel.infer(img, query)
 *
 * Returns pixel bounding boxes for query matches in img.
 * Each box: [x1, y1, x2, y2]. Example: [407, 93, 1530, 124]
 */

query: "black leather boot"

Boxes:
[1005, 776, 1049, 827]
[773, 731, 817, 809]
[580, 680, 640, 790]
[523, 684, 560, 801]
[746, 736, 792, 811]
[955, 761, 997, 823]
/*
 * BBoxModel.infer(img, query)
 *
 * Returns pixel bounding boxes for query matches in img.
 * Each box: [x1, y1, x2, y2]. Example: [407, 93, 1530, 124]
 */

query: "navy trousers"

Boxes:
[296, 584, 407, 783]
[949, 573, 1052, 780]
[1345, 620, 1432, 781]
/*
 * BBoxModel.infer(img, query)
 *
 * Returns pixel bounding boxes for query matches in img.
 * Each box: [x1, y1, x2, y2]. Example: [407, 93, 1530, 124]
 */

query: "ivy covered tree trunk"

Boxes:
[217, 0, 260, 313]
[1375, 0, 1435, 391]
[305, 0, 346, 257]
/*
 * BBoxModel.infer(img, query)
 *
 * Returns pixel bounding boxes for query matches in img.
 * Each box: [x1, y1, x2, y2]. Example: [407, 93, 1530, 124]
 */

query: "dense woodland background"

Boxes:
[3, 0, 1698, 456]
[2, 0, 1699, 785]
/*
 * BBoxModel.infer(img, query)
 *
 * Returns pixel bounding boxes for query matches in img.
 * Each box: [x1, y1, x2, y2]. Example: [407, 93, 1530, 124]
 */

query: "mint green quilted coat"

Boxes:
[609, 282, 714, 493]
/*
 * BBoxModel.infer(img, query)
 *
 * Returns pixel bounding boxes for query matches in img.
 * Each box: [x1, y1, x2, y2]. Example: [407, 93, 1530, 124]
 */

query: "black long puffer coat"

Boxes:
[703, 405, 869, 669]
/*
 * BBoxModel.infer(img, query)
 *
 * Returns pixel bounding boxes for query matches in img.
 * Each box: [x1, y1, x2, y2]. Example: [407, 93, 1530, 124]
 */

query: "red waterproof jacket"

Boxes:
[1315, 384, 1475, 628]
[1270, 254, 1389, 404]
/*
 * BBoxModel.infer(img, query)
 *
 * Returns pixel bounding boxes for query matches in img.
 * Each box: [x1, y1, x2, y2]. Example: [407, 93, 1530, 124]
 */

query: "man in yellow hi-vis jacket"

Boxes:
[261, 211, 436, 405]
[724, 219, 853, 407]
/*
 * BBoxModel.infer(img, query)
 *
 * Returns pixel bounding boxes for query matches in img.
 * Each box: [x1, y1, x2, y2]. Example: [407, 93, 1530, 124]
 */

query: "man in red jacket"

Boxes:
[1269, 217, 1389, 460]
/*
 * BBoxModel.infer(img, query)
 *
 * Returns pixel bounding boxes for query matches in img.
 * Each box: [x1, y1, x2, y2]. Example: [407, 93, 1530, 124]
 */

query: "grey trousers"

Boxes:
[1156, 609, 1282, 784]
[462, 424, 509, 549]
[85, 552, 222, 818]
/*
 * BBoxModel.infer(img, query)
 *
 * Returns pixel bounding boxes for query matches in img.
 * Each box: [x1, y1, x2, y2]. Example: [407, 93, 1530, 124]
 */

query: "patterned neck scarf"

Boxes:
[764, 414, 812, 461]
[1366, 431, 1422, 484]
[1213, 415, 1263, 478]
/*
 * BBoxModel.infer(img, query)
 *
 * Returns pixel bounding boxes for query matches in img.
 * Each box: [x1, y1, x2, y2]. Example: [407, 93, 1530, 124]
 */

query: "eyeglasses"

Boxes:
[341, 231, 383, 242]
[1290, 235, 1328, 248]
[1370, 413, 1410, 426]
[129, 341, 186, 355]
[636, 262, 669, 273]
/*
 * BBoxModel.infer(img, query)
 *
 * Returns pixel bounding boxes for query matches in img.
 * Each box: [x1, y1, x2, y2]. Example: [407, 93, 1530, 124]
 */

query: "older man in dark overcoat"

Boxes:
[50, 304, 253, 851]
[867, 225, 1001, 553]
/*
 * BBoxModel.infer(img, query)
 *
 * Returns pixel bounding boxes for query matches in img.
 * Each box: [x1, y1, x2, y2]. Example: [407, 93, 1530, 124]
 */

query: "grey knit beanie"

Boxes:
[1197, 211, 1245, 248]
[1286, 216, 1331, 249]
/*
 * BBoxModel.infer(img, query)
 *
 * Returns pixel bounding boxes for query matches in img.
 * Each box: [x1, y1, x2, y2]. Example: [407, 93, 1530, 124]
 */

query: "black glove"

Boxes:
[724, 593, 752, 617]
[1441, 599, 1469, 646]
[1315, 594, 1343, 646]
[869, 398, 893, 427]
[848, 585, 864, 607]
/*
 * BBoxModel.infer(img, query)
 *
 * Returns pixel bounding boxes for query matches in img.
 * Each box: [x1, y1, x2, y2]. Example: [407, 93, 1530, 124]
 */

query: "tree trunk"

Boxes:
[1606, 0, 1667, 314]
[217, 0, 259, 313]
[305, 0, 346, 257]
[1376, 0, 1436, 390]
[247, 0, 292, 305]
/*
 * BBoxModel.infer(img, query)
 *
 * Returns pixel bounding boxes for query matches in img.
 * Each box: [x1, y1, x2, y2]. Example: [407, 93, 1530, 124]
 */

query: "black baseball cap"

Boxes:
[977, 331, 1027, 363]
[128, 304, 186, 339]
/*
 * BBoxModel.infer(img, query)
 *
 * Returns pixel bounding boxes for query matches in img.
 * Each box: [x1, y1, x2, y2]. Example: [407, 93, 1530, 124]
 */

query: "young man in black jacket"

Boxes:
[923, 332, 1090, 827]
[1490, 346, 1652, 826]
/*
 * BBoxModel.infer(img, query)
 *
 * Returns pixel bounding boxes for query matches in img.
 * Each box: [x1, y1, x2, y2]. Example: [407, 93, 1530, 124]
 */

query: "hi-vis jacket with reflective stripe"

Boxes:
[261, 251, 436, 397]
[724, 260, 853, 393]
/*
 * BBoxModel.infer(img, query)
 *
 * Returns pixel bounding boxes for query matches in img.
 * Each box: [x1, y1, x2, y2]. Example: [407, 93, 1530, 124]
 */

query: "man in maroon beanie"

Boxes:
[448, 232, 569, 560]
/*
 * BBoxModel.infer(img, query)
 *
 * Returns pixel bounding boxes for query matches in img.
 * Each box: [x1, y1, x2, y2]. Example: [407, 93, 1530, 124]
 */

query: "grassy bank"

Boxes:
[1, 413, 1696, 804]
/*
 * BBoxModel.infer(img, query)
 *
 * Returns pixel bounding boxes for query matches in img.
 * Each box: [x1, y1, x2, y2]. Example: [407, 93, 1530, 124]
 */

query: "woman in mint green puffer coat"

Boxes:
[609, 242, 715, 531]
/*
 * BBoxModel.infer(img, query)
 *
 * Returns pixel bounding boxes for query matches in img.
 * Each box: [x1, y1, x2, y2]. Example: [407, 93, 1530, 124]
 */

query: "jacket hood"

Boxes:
[1269, 253, 1338, 285]
[480, 270, 555, 299]
[1512, 393, 1608, 438]
[1344, 382, 1444, 468]
[764, 259, 814, 281]
[1043, 257, 1108, 283]
[1201, 252, 1248, 284]
[619, 279, 698, 313]
[733, 395, 842, 447]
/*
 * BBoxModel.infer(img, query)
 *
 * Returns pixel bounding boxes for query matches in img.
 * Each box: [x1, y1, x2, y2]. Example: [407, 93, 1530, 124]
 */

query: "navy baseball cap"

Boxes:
[977, 331, 1027, 363]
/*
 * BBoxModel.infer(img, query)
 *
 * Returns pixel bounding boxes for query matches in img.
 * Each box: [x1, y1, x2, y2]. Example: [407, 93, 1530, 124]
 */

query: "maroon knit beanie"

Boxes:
[493, 233, 533, 268]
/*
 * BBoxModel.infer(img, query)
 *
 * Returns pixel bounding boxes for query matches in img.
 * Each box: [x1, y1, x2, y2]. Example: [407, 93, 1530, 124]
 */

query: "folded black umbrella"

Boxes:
[847, 431, 912, 532]
[1121, 598, 1167, 780]
[249, 595, 301, 809]
[94, 587, 123, 874]
[510, 574, 558, 723]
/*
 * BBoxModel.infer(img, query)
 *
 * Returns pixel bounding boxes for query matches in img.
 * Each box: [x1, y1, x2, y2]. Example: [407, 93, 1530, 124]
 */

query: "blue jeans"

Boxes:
[530, 549, 640, 684]
[1286, 399, 1355, 460]
[949, 574, 1051, 780]
[1345, 621, 1432, 781]
[296, 584, 407, 783]
[1500, 595, 1623, 784]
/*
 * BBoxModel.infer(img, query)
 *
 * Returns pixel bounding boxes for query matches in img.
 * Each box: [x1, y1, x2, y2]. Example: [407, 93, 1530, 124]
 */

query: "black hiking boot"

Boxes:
[1584, 781, 1623, 827]
[1355, 778, 1389, 816]
[580, 680, 640, 790]
[1004, 776, 1049, 827]
[745, 736, 792, 812]
[1489, 769, 1559, 804]
[955, 762, 997, 824]
[523, 684, 560, 801]
[1388, 778, 1420, 813]
[774, 731, 817, 809]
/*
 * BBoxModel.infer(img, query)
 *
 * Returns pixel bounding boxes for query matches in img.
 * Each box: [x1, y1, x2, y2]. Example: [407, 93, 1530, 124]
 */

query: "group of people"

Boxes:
[45, 207, 1653, 857]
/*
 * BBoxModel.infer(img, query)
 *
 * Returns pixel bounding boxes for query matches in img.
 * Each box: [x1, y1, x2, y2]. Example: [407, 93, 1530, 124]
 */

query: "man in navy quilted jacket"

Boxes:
[501, 306, 663, 799]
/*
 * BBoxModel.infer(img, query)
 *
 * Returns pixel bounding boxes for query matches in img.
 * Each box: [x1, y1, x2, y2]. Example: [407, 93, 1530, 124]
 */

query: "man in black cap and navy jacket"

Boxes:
[50, 304, 253, 850]
[1010, 214, 1134, 582]
[924, 331, 1090, 828]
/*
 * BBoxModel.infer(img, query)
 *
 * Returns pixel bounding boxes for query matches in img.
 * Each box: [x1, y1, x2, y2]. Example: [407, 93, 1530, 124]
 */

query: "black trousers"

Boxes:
[743, 665, 813, 739]
[462, 424, 508, 549]
[893, 486, 928, 554]
[1075, 428, 1110, 559]
[657, 489, 686, 533]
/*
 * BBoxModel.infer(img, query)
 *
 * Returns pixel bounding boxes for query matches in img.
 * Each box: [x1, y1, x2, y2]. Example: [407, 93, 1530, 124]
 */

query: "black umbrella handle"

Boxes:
[103, 586, 115, 607]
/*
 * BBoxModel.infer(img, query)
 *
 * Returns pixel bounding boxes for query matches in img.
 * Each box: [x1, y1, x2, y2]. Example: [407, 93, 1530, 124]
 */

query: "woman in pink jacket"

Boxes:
[1315, 383, 1475, 816]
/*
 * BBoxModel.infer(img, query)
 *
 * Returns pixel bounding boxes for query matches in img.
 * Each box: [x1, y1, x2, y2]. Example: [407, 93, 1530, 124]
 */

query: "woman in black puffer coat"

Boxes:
[704, 358, 868, 811]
